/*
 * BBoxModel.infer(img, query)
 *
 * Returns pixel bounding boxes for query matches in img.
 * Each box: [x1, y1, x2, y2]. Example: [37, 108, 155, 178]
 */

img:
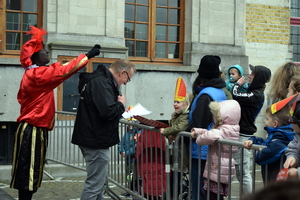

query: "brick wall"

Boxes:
[246, 3, 290, 44]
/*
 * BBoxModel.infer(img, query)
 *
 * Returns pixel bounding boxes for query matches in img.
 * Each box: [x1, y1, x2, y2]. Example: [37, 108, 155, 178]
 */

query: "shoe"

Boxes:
[121, 192, 130, 197]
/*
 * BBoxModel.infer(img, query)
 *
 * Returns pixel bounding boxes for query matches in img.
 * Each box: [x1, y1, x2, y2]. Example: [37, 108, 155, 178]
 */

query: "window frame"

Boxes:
[0, 0, 43, 56]
[125, 0, 185, 64]
[290, 0, 300, 64]
[290, 17, 300, 65]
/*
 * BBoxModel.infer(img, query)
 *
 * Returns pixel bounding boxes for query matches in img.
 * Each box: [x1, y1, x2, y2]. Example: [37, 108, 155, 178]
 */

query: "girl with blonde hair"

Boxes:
[268, 62, 300, 102]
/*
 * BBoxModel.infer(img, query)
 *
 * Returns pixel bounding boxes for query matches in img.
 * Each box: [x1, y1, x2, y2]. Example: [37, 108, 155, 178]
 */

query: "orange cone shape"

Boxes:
[174, 77, 187, 102]
[270, 94, 298, 114]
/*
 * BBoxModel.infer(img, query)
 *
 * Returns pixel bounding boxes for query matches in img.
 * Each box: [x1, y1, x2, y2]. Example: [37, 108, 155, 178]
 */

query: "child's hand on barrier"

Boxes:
[284, 156, 298, 169]
[243, 140, 253, 150]
[160, 128, 165, 133]
[191, 129, 196, 138]
[122, 152, 126, 157]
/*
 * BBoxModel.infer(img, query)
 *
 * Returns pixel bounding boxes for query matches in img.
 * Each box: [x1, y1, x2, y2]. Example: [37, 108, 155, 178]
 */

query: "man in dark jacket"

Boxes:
[72, 59, 135, 200]
[232, 64, 271, 196]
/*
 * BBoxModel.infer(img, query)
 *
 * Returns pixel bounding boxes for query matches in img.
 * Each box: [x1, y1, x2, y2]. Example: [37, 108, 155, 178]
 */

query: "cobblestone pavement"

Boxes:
[0, 170, 264, 200]
[0, 176, 131, 200]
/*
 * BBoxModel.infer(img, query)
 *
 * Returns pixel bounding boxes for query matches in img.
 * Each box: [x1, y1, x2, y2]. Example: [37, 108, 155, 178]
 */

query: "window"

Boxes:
[56, 57, 117, 112]
[125, 0, 184, 63]
[290, 0, 300, 63]
[0, 0, 43, 55]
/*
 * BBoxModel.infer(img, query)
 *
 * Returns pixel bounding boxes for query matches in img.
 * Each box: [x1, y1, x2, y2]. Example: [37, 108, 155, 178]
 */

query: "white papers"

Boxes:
[122, 103, 152, 119]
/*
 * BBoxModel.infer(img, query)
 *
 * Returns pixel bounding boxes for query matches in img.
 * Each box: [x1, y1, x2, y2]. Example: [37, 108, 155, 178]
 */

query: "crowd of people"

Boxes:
[10, 25, 300, 200]
[157, 58, 300, 200]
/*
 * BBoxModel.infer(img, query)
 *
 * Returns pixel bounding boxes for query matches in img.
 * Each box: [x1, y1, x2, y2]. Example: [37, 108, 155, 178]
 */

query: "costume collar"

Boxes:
[24, 64, 41, 70]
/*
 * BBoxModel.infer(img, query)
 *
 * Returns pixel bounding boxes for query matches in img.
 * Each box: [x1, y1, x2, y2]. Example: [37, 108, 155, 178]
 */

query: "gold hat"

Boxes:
[174, 77, 187, 101]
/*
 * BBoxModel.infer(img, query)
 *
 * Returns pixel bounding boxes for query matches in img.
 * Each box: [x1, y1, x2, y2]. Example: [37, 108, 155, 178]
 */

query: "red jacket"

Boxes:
[17, 54, 88, 130]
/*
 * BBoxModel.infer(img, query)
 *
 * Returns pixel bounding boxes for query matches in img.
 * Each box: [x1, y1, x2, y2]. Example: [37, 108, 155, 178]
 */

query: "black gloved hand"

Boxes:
[86, 44, 101, 59]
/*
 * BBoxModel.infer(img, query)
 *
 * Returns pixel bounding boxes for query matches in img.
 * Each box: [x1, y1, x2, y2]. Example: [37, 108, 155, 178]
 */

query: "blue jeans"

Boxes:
[191, 159, 206, 200]
[80, 147, 110, 200]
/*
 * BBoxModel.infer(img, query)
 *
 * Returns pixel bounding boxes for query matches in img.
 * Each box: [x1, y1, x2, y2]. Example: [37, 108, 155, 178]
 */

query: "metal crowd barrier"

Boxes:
[47, 111, 269, 200]
[172, 132, 266, 200]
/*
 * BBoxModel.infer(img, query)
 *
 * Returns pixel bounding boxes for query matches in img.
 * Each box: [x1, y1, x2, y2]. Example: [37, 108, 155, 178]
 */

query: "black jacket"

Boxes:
[72, 64, 125, 149]
[232, 65, 271, 135]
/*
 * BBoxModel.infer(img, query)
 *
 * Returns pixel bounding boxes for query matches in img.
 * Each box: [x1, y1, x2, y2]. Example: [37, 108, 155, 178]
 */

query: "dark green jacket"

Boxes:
[162, 108, 189, 168]
[162, 109, 189, 136]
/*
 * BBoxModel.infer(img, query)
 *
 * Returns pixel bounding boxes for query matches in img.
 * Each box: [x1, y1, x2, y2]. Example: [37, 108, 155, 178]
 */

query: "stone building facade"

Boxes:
[0, 0, 295, 158]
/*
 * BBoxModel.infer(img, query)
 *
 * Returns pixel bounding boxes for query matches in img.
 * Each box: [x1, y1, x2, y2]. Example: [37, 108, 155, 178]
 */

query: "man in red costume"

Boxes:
[10, 26, 101, 200]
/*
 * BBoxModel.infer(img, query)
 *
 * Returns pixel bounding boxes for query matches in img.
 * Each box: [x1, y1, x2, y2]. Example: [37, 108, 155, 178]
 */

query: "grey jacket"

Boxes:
[285, 133, 300, 178]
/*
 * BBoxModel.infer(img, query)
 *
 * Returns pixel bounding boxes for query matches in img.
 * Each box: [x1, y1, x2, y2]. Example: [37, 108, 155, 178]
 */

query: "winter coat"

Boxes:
[249, 125, 294, 165]
[285, 133, 300, 179]
[72, 64, 125, 149]
[226, 65, 248, 93]
[231, 65, 271, 135]
[118, 127, 140, 162]
[188, 78, 227, 160]
[249, 125, 294, 183]
[162, 108, 189, 168]
[162, 109, 189, 137]
[193, 100, 240, 184]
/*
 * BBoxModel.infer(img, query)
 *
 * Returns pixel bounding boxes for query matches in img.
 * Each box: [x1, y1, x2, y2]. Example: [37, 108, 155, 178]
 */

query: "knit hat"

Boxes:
[197, 55, 221, 79]
[174, 77, 187, 101]
[20, 26, 47, 68]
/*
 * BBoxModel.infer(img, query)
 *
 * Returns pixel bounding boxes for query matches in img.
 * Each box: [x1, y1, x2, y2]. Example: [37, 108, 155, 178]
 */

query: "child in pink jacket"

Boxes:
[191, 100, 241, 200]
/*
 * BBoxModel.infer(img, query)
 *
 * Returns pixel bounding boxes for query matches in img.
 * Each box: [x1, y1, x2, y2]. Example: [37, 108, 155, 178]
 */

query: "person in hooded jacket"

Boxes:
[226, 64, 248, 93]
[191, 100, 241, 200]
[71, 59, 135, 200]
[187, 55, 228, 200]
[243, 104, 294, 184]
[231, 64, 271, 196]
[118, 118, 141, 197]
[283, 95, 300, 180]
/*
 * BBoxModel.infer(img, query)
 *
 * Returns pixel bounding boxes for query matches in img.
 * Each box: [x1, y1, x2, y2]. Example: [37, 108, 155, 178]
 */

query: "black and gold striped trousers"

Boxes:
[10, 122, 48, 192]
